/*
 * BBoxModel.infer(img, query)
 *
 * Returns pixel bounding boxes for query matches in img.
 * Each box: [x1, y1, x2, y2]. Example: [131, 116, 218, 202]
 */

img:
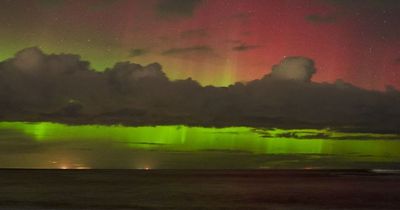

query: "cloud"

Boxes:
[156, 0, 202, 18]
[129, 48, 148, 57]
[232, 44, 262, 52]
[267, 57, 316, 82]
[180, 28, 208, 39]
[12, 47, 45, 71]
[305, 14, 337, 24]
[1, 48, 400, 133]
[161, 45, 213, 56]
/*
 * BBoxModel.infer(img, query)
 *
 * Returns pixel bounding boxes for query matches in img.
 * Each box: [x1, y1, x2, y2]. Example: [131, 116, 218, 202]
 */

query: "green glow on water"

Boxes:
[1, 122, 400, 159]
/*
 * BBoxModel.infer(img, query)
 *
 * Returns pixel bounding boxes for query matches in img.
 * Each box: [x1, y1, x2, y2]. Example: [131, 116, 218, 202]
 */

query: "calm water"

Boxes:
[0, 122, 399, 169]
[1, 169, 400, 210]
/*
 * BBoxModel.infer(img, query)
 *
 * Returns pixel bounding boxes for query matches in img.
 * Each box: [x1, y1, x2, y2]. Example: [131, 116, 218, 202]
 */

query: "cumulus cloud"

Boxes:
[12, 47, 45, 71]
[268, 57, 316, 82]
[1, 48, 400, 133]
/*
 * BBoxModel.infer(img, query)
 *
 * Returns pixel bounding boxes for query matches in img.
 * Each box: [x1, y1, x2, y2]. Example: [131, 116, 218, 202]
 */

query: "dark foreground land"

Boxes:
[0, 169, 400, 210]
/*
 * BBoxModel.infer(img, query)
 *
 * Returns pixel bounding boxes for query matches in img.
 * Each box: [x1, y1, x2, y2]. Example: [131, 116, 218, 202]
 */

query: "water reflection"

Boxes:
[0, 122, 399, 169]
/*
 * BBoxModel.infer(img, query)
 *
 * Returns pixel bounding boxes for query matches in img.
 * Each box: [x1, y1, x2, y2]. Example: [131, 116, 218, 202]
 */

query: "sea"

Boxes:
[0, 169, 400, 210]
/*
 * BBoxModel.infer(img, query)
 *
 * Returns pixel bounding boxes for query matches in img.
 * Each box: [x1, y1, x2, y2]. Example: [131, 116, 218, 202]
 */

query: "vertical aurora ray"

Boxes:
[0, 0, 398, 89]
[1, 122, 400, 159]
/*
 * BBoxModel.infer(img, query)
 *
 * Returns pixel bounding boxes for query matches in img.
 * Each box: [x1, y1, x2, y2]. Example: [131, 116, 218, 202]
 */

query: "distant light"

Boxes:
[60, 165, 68, 169]
[144, 167, 150, 170]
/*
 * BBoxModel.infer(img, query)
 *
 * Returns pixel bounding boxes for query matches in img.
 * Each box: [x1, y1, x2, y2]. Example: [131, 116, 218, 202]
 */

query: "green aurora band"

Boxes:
[1, 122, 400, 160]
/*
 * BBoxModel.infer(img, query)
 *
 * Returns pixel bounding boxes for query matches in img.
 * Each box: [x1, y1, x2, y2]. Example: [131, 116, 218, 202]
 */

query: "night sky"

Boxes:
[1, 0, 400, 170]
[0, 0, 399, 89]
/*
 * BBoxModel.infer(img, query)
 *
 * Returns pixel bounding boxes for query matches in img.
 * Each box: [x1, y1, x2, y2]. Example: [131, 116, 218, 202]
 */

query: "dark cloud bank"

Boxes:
[1, 48, 400, 133]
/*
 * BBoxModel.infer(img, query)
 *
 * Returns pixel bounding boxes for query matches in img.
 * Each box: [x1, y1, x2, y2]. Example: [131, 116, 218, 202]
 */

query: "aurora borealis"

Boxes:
[2, 2, 400, 210]
[0, 0, 399, 88]
[1, 122, 400, 169]
[0, 0, 400, 170]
